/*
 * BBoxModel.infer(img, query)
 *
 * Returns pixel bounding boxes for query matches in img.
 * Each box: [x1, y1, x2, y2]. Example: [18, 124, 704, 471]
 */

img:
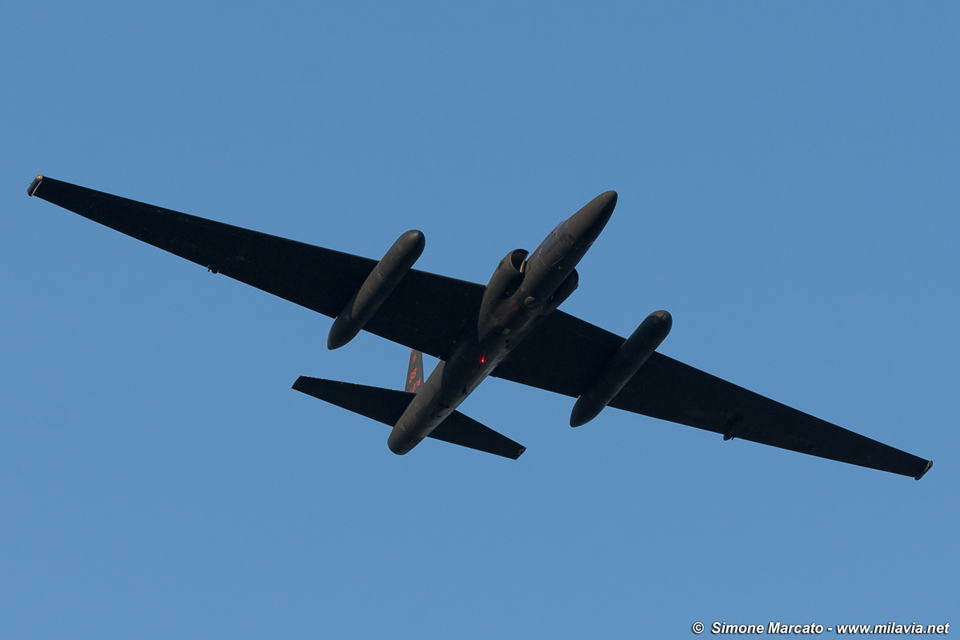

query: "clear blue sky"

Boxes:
[2, 2, 957, 638]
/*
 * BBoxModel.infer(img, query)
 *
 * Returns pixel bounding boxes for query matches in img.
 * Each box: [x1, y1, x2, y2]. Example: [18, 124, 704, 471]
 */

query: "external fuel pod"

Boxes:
[570, 310, 673, 427]
[327, 230, 425, 349]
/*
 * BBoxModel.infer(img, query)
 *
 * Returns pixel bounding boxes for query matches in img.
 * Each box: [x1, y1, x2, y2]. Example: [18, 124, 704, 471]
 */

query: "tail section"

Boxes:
[405, 349, 424, 393]
[292, 377, 525, 460]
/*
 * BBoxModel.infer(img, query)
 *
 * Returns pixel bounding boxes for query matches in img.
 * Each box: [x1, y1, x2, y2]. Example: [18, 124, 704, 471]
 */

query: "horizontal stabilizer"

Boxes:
[292, 377, 526, 460]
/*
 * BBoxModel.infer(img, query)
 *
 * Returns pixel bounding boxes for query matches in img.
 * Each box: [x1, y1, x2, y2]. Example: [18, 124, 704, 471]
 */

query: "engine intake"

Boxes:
[478, 249, 528, 340]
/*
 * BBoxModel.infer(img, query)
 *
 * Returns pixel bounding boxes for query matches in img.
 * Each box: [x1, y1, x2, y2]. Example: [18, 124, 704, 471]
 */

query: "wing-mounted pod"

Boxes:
[570, 310, 672, 427]
[327, 230, 425, 349]
[478, 249, 528, 340]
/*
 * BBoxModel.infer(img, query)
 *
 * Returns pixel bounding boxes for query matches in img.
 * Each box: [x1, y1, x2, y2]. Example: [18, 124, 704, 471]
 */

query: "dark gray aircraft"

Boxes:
[27, 175, 933, 479]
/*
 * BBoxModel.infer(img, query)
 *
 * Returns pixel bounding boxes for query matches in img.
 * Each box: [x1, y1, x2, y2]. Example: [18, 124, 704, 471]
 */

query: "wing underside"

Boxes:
[495, 311, 932, 479]
[28, 175, 482, 361]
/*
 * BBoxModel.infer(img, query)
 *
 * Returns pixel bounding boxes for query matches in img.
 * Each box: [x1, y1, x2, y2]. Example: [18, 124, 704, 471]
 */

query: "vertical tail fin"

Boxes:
[405, 349, 424, 393]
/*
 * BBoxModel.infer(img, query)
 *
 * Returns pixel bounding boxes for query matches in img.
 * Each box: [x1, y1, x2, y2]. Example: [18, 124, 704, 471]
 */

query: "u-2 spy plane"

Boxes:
[28, 175, 932, 479]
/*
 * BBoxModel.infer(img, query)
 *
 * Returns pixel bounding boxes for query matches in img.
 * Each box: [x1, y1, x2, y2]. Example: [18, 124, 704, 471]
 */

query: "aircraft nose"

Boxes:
[595, 190, 618, 220]
[567, 190, 618, 242]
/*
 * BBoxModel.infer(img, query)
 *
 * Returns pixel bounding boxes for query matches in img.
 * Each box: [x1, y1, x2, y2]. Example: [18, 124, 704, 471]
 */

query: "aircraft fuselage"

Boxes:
[387, 191, 618, 454]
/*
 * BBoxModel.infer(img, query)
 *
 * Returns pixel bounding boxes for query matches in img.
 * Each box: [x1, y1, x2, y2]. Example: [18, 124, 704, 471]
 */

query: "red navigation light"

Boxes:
[480, 353, 486, 364]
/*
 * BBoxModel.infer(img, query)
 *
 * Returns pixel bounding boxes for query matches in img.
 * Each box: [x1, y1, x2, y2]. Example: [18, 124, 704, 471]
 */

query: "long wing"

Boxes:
[30, 175, 931, 478]
[494, 311, 933, 479]
[28, 175, 482, 360]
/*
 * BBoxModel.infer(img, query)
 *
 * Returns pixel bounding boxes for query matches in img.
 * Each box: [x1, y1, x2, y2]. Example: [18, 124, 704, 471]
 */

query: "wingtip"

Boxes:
[914, 459, 933, 481]
[28, 174, 43, 197]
